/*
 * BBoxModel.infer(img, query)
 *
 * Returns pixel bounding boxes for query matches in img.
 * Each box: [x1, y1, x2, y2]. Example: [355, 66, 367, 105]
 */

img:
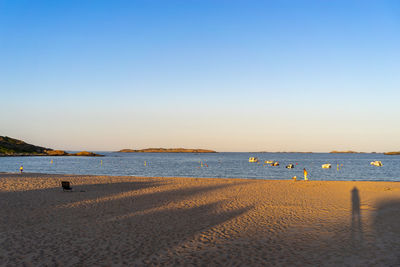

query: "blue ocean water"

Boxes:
[0, 152, 399, 181]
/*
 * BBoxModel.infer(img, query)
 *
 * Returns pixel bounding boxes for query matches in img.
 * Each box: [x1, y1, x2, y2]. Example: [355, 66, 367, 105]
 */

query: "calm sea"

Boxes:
[0, 152, 399, 181]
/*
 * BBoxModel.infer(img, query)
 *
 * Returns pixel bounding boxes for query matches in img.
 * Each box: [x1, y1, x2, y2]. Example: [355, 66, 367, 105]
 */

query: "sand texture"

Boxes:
[1, 173, 400, 266]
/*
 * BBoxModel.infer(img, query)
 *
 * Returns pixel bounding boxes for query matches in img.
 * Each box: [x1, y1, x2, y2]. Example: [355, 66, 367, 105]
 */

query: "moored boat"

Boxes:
[249, 157, 259, 163]
[370, 161, 382, 167]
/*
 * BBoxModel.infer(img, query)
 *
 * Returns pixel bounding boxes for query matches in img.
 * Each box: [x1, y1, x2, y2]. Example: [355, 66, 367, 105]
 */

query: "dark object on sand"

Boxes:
[61, 181, 72, 191]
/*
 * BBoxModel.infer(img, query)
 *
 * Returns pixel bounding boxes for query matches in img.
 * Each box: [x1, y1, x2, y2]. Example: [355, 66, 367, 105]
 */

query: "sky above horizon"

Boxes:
[1, 0, 399, 152]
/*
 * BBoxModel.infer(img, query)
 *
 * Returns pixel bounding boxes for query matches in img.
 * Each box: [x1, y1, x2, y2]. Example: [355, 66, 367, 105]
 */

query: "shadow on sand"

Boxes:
[372, 199, 400, 265]
[351, 186, 363, 244]
[2, 177, 400, 266]
[0, 179, 252, 266]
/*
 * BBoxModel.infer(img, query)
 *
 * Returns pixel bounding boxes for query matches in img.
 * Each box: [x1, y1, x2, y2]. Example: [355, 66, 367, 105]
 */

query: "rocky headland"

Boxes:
[118, 148, 217, 153]
[0, 136, 103, 157]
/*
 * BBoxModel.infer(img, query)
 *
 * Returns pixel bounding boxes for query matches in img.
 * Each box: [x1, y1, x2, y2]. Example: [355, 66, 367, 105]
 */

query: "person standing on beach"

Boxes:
[303, 168, 308, 181]
[20, 165, 23, 174]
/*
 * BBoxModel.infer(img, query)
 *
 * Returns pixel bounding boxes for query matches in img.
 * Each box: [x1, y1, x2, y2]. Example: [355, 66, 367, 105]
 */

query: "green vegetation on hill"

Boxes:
[0, 136, 103, 157]
[0, 136, 50, 155]
[119, 148, 217, 153]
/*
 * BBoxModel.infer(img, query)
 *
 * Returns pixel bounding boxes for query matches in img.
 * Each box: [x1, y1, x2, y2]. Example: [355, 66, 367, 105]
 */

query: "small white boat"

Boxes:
[264, 160, 274, 164]
[322, 164, 331, 169]
[286, 164, 294, 169]
[271, 161, 279, 166]
[249, 157, 259, 163]
[370, 161, 382, 167]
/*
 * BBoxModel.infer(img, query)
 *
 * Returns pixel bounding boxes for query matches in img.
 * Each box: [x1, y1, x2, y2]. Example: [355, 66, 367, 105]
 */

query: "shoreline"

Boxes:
[1, 171, 400, 183]
[1, 173, 399, 265]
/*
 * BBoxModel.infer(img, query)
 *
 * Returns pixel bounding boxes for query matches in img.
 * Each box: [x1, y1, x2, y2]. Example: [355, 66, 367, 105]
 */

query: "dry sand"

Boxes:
[0, 173, 399, 266]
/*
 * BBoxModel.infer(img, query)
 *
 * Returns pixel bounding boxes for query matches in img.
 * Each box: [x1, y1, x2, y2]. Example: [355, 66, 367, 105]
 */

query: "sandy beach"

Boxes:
[0, 173, 399, 266]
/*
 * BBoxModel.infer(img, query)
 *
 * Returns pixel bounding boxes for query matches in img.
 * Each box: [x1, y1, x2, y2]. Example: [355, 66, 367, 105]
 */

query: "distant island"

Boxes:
[330, 150, 363, 154]
[118, 148, 217, 153]
[384, 151, 400, 155]
[0, 136, 103, 157]
[255, 151, 313, 154]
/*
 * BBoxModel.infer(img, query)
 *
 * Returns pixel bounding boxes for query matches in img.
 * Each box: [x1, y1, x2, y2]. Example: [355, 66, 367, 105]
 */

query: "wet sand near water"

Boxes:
[1, 173, 399, 266]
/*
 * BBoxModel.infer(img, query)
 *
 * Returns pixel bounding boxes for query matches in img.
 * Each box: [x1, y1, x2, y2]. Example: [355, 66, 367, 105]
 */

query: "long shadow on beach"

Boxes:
[351, 187, 363, 244]
[6, 178, 399, 266]
[0, 180, 160, 230]
[0, 179, 252, 266]
[371, 199, 400, 265]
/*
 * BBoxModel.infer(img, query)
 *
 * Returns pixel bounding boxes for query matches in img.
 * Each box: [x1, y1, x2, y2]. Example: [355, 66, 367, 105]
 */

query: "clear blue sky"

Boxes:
[1, 0, 399, 152]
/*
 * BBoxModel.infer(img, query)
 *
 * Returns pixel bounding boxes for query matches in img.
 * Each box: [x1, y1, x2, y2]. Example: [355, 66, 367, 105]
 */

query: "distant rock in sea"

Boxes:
[330, 150, 361, 154]
[383, 151, 400, 155]
[45, 150, 70, 156]
[118, 148, 217, 153]
[255, 151, 313, 153]
[72, 151, 103, 157]
[0, 136, 103, 157]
